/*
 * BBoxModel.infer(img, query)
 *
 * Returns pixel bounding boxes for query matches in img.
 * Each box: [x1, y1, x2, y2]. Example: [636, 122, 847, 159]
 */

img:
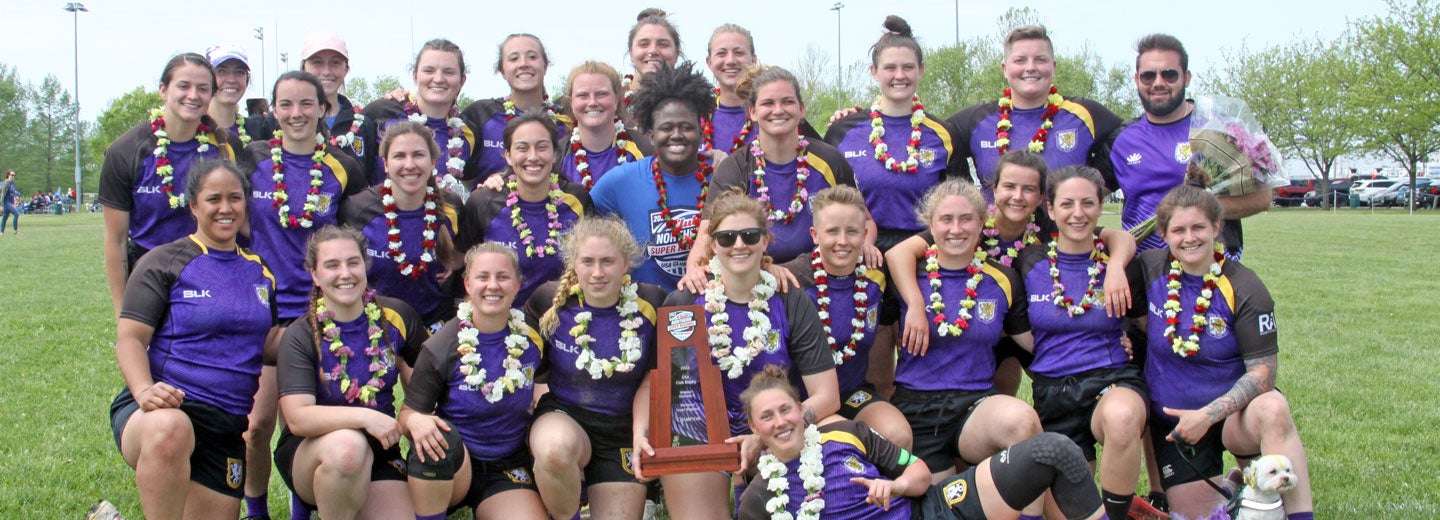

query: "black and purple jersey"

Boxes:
[241, 142, 365, 321]
[663, 288, 832, 437]
[948, 97, 1121, 197]
[340, 187, 461, 324]
[735, 420, 916, 520]
[896, 259, 1027, 392]
[456, 180, 592, 307]
[361, 99, 479, 186]
[276, 296, 426, 413]
[1016, 241, 1128, 378]
[1134, 249, 1277, 431]
[120, 236, 277, 415]
[558, 137, 648, 188]
[524, 282, 666, 416]
[406, 317, 543, 460]
[461, 98, 572, 182]
[99, 123, 242, 252]
[824, 112, 961, 235]
[708, 140, 856, 263]
[794, 263, 887, 394]
[590, 157, 706, 291]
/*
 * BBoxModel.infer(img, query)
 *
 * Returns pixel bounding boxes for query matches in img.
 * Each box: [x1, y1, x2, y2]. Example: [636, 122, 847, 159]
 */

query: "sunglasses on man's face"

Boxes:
[1137, 68, 1182, 85]
[712, 227, 764, 248]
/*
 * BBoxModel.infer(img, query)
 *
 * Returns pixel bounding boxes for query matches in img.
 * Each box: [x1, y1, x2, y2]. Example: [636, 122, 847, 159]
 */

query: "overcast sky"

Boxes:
[2, 0, 1388, 120]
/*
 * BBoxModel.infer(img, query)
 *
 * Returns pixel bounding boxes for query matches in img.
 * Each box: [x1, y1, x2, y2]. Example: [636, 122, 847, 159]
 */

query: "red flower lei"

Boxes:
[651, 156, 711, 250]
[868, 95, 926, 174]
[751, 131, 811, 224]
[380, 179, 440, 279]
[996, 85, 1062, 155]
[269, 131, 327, 229]
[713, 88, 753, 155]
[811, 248, 869, 364]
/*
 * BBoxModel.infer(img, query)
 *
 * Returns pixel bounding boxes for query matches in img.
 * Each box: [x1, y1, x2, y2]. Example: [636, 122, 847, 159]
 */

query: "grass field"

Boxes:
[1, 208, 1437, 518]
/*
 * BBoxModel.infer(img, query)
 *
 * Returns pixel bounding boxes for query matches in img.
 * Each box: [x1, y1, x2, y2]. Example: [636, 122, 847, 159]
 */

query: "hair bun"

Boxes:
[638, 8, 667, 21]
[883, 15, 913, 38]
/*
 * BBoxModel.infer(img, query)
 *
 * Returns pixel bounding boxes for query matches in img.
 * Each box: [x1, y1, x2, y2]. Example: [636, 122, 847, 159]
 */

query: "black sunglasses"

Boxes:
[712, 228, 764, 248]
[1138, 68, 1182, 85]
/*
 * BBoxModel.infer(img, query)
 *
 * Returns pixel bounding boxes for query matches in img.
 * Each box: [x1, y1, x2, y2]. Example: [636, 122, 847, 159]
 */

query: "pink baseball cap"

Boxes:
[300, 32, 349, 61]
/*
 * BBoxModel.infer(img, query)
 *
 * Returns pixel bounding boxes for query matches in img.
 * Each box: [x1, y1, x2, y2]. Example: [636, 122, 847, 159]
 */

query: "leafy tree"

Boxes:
[87, 87, 161, 194]
[1349, 0, 1440, 208]
[343, 74, 404, 107]
[0, 64, 35, 192]
[26, 75, 78, 192]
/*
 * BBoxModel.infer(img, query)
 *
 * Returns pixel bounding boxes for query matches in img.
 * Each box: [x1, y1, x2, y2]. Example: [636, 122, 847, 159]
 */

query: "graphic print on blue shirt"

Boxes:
[590, 157, 704, 291]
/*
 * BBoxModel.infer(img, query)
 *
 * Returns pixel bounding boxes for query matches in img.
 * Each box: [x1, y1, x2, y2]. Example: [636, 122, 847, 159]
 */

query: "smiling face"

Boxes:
[706, 31, 755, 93]
[212, 60, 249, 105]
[574, 235, 628, 306]
[413, 49, 465, 108]
[161, 63, 215, 124]
[870, 47, 923, 104]
[810, 202, 867, 272]
[1161, 206, 1221, 272]
[311, 238, 368, 311]
[1135, 49, 1190, 119]
[748, 80, 804, 138]
[929, 195, 983, 260]
[992, 163, 1043, 226]
[384, 132, 435, 196]
[630, 23, 678, 75]
[303, 50, 349, 98]
[747, 388, 805, 460]
[568, 72, 619, 130]
[711, 212, 768, 278]
[273, 78, 322, 143]
[1001, 38, 1055, 104]
[504, 121, 556, 186]
[189, 168, 246, 247]
[1048, 177, 1102, 244]
[500, 36, 546, 94]
[648, 101, 701, 172]
[465, 251, 520, 319]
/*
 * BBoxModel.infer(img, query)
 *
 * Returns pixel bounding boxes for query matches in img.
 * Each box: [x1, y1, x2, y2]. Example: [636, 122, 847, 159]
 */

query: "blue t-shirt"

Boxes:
[590, 157, 707, 291]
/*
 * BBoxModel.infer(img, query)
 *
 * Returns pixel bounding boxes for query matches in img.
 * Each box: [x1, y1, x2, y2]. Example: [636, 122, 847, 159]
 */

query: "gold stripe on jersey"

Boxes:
[820, 430, 867, 455]
[1058, 100, 1097, 137]
[443, 205, 460, 230]
[236, 247, 276, 287]
[382, 307, 408, 341]
[526, 329, 545, 360]
[560, 193, 586, 217]
[863, 268, 888, 293]
[981, 264, 1013, 306]
[214, 133, 237, 162]
[637, 298, 658, 326]
[1217, 274, 1236, 313]
[461, 124, 478, 152]
[807, 151, 840, 187]
[322, 153, 350, 191]
[920, 118, 955, 156]
[622, 140, 646, 160]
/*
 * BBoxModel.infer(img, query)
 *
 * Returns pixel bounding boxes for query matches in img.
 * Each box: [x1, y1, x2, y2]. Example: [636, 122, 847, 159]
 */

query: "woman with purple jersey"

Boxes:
[456, 113, 593, 309]
[523, 217, 666, 520]
[402, 243, 547, 520]
[462, 34, 570, 183]
[360, 39, 477, 188]
[273, 226, 427, 519]
[340, 121, 462, 331]
[109, 160, 277, 520]
[558, 61, 650, 191]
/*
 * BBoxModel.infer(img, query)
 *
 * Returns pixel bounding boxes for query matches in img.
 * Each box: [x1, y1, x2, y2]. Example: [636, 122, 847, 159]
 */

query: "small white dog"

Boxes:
[1233, 454, 1297, 520]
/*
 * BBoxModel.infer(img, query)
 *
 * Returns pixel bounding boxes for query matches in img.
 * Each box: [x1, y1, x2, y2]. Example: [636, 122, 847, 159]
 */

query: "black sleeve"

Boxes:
[560, 179, 595, 216]
[329, 145, 368, 199]
[360, 100, 405, 185]
[524, 283, 559, 379]
[1127, 249, 1165, 319]
[628, 125, 655, 156]
[735, 483, 768, 520]
[237, 140, 270, 175]
[276, 319, 321, 397]
[847, 421, 916, 478]
[997, 263, 1029, 336]
[338, 187, 381, 229]
[945, 103, 988, 185]
[823, 112, 865, 147]
[1076, 98, 1124, 187]
[459, 99, 502, 137]
[404, 323, 458, 413]
[456, 189, 502, 259]
[381, 296, 429, 366]
[1095, 117, 1141, 193]
[1228, 265, 1279, 360]
[783, 289, 834, 377]
[118, 243, 183, 327]
[780, 254, 816, 290]
[935, 116, 966, 182]
[799, 118, 823, 143]
[706, 148, 753, 216]
[810, 141, 855, 188]
[98, 124, 146, 211]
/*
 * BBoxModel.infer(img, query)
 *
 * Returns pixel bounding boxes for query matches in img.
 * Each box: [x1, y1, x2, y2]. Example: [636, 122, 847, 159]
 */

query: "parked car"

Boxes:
[1373, 183, 1408, 206]
[1304, 180, 1351, 207]
[1389, 179, 1438, 208]
[1274, 179, 1319, 207]
[1352, 179, 1400, 203]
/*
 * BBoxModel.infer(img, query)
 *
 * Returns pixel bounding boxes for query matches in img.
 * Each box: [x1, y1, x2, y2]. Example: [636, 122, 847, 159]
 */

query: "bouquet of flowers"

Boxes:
[1129, 95, 1286, 241]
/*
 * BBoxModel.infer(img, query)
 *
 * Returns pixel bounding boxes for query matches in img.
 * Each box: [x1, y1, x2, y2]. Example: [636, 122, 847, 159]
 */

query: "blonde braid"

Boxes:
[540, 268, 579, 337]
[306, 285, 327, 394]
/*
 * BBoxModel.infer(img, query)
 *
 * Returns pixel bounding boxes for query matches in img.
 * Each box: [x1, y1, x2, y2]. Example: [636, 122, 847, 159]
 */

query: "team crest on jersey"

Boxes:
[620, 448, 636, 475]
[1174, 142, 1192, 163]
[763, 331, 782, 353]
[918, 148, 937, 168]
[865, 305, 879, 330]
[943, 478, 969, 506]
[389, 459, 407, 474]
[226, 457, 245, 489]
[844, 456, 865, 474]
[1207, 316, 1228, 338]
[316, 194, 334, 215]
[505, 467, 533, 484]
[351, 138, 365, 157]
[254, 284, 270, 306]
[977, 300, 997, 323]
[846, 389, 873, 408]
[1057, 130, 1078, 152]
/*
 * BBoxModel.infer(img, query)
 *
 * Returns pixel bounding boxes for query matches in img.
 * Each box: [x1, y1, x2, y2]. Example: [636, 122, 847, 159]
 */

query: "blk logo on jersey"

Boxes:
[843, 150, 869, 159]
[182, 289, 212, 299]
[1056, 130, 1077, 152]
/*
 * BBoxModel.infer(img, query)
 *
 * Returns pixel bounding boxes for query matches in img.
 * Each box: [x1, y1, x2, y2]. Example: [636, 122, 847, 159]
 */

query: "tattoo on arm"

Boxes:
[1202, 354, 1276, 424]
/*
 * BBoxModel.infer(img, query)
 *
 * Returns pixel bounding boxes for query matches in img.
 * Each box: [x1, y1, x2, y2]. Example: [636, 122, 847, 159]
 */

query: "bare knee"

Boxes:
[530, 426, 582, 472]
[993, 402, 1042, 444]
[1249, 392, 1298, 439]
[141, 410, 196, 460]
[1097, 400, 1146, 443]
[318, 431, 373, 475]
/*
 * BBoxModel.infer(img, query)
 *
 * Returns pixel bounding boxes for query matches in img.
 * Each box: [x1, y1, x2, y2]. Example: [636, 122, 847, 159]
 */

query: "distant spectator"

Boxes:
[1, 170, 18, 235]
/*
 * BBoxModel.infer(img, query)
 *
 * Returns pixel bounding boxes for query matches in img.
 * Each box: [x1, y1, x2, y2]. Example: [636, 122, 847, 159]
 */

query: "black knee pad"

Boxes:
[406, 423, 465, 481]
[989, 432, 1101, 519]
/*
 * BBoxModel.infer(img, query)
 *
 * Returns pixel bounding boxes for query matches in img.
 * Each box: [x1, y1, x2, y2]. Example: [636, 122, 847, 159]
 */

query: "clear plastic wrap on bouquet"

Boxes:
[1188, 95, 1286, 195]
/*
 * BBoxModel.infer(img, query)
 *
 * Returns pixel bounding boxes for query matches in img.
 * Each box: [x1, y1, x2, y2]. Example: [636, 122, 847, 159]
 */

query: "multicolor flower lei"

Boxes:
[380, 178, 439, 279]
[651, 155, 712, 250]
[269, 130, 327, 229]
[505, 172, 563, 258]
[570, 117, 631, 190]
[982, 208, 1040, 267]
[924, 244, 987, 337]
[568, 276, 643, 379]
[316, 289, 388, 406]
[403, 94, 466, 194]
[455, 302, 534, 403]
[996, 85, 1062, 154]
[502, 94, 559, 123]
[235, 113, 251, 146]
[811, 248, 868, 365]
[330, 107, 364, 150]
[704, 256, 779, 379]
[758, 423, 826, 520]
[149, 108, 213, 208]
[1047, 233, 1107, 316]
[867, 95, 926, 173]
[751, 132, 811, 224]
[1163, 244, 1224, 357]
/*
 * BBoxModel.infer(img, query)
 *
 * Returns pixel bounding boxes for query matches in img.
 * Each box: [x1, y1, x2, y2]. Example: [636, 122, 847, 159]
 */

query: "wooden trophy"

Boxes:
[639, 304, 740, 475]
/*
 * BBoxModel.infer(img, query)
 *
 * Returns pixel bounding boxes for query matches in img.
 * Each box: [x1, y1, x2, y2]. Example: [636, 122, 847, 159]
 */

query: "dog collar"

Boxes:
[1240, 497, 1285, 511]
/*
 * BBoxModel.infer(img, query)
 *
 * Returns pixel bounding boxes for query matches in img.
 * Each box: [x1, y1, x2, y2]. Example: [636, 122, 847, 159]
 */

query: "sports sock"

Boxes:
[1287, 513, 1314, 520]
[416, 513, 446, 520]
[244, 495, 268, 518]
[1017, 516, 1043, 520]
[1102, 490, 1133, 520]
[290, 492, 312, 520]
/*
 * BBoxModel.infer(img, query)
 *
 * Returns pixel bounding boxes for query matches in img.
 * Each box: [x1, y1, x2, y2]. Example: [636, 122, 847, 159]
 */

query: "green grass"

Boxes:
[1, 208, 1437, 518]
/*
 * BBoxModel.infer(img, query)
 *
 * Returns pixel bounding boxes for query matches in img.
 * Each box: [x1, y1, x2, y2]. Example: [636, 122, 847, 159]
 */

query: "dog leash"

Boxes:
[1170, 431, 1235, 501]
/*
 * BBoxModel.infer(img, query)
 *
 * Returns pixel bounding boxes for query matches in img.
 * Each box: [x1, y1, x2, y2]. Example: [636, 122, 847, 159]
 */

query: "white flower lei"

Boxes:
[811, 248, 868, 365]
[403, 94, 467, 200]
[704, 256, 779, 379]
[569, 276, 644, 379]
[758, 423, 826, 520]
[380, 178, 439, 278]
[455, 302, 534, 403]
[925, 244, 987, 337]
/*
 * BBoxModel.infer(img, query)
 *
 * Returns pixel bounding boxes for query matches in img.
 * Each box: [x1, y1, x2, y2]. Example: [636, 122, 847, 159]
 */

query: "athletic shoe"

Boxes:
[85, 500, 122, 520]
[1128, 495, 1170, 519]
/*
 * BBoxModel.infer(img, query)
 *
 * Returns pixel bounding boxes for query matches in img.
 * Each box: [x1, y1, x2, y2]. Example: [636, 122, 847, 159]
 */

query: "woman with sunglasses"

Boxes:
[462, 34, 570, 183]
[646, 191, 838, 520]
[360, 39, 477, 188]
[558, 61, 651, 191]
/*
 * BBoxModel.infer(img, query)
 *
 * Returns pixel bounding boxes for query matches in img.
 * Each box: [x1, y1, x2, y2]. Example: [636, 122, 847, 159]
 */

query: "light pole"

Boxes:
[831, 2, 844, 104]
[954, 0, 960, 45]
[280, 52, 289, 72]
[252, 27, 266, 93]
[64, 2, 86, 212]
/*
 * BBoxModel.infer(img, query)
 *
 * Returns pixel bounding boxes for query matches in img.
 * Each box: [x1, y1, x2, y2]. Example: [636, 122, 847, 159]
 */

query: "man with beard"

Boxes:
[1104, 34, 1270, 259]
